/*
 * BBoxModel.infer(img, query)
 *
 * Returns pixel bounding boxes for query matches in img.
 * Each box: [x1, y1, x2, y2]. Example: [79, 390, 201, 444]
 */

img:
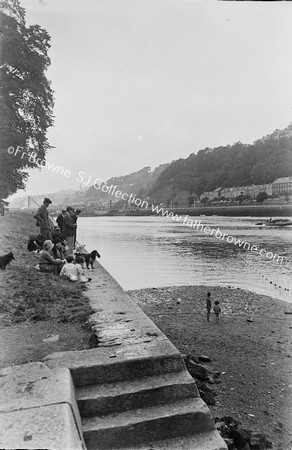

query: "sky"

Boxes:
[8, 0, 292, 200]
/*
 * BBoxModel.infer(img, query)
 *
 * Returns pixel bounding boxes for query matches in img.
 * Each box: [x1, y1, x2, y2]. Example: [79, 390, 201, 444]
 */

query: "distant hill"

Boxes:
[81, 163, 170, 202]
[9, 189, 79, 209]
[8, 164, 170, 209]
[9, 123, 292, 209]
[148, 123, 292, 204]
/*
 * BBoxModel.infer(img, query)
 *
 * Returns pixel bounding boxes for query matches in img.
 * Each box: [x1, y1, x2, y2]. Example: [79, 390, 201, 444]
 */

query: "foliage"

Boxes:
[149, 125, 292, 200]
[0, 0, 54, 199]
[256, 191, 268, 204]
[200, 196, 209, 205]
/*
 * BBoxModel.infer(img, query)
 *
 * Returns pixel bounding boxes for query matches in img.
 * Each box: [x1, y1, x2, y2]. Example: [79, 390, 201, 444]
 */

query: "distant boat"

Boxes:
[255, 219, 292, 227]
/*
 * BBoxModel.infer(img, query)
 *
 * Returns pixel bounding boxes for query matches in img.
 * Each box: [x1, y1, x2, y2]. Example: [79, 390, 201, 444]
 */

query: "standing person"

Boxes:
[71, 208, 82, 246]
[213, 300, 221, 323]
[206, 291, 212, 322]
[62, 207, 77, 256]
[34, 198, 52, 240]
[56, 210, 66, 233]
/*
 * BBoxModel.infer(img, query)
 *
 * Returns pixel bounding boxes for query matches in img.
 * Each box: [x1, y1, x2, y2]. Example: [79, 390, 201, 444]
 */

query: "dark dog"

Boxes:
[0, 251, 15, 270]
[76, 250, 100, 269]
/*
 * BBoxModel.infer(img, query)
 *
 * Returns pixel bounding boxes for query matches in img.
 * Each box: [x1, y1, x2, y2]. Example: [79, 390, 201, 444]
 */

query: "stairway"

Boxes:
[72, 354, 226, 449]
[44, 264, 227, 449]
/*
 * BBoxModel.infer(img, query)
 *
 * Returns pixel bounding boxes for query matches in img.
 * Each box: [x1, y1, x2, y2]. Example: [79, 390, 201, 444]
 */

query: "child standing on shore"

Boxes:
[206, 292, 212, 322]
[213, 300, 221, 323]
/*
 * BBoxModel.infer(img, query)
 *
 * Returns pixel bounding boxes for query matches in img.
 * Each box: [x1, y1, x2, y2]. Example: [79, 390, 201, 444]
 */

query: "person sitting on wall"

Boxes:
[39, 240, 65, 275]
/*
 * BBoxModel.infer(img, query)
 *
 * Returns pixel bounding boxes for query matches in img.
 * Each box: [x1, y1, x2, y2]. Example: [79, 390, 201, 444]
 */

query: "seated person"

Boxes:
[52, 226, 63, 242]
[27, 234, 42, 252]
[75, 244, 86, 254]
[74, 244, 86, 268]
[52, 226, 67, 245]
[35, 233, 45, 247]
[60, 256, 79, 281]
[75, 256, 92, 283]
[52, 226, 67, 255]
[39, 240, 65, 275]
[52, 241, 66, 260]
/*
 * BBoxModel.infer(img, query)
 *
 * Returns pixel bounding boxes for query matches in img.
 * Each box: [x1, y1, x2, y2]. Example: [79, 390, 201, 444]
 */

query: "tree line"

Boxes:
[148, 126, 292, 200]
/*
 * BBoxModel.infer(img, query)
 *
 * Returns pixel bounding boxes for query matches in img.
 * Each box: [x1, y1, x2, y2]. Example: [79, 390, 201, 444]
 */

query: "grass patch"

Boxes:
[0, 211, 94, 324]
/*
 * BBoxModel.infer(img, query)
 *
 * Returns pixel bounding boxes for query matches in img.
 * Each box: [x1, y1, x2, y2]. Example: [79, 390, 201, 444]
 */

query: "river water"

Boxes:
[77, 216, 292, 303]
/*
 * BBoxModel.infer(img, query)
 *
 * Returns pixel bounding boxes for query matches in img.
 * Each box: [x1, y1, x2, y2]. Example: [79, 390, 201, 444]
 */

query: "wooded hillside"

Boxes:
[148, 124, 292, 200]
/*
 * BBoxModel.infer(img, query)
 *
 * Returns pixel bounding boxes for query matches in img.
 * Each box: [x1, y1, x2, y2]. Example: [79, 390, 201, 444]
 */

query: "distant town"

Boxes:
[199, 176, 292, 205]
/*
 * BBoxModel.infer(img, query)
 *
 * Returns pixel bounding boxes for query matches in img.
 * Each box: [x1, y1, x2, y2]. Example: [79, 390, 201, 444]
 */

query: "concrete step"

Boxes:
[76, 370, 199, 417]
[123, 429, 227, 450]
[82, 397, 215, 449]
[45, 341, 185, 387]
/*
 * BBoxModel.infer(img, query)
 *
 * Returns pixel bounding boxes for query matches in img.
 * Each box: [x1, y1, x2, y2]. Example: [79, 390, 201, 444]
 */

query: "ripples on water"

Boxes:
[77, 216, 292, 303]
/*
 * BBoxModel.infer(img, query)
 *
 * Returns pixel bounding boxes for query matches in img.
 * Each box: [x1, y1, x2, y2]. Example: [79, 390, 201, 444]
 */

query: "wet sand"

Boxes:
[129, 285, 292, 450]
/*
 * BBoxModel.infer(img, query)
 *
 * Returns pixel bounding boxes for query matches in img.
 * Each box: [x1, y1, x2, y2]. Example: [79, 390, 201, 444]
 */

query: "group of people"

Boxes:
[38, 240, 91, 283]
[206, 292, 221, 322]
[33, 198, 81, 257]
[28, 198, 90, 283]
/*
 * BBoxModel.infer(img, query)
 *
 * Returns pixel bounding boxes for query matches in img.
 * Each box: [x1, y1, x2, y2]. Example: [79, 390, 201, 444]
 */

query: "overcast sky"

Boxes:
[9, 0, 292, 199]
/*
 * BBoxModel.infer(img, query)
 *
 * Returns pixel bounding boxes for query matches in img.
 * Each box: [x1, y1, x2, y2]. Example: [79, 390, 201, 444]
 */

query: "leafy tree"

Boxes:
[256, 192, 268, 204]
[0, 0, 54, 198]
[200, 197, 209, 205]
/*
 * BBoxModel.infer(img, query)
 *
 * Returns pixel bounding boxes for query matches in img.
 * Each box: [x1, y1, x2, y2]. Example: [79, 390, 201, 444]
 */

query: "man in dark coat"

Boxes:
[56, 210, 66, 233]
[62, 207, 77, 256]
[71, 208, 82, 245]
[33, 198, 52, 240]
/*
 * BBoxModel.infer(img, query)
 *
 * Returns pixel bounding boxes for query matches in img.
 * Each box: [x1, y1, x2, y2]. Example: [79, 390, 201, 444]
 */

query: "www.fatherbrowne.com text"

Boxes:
[7, 146, 284, 265]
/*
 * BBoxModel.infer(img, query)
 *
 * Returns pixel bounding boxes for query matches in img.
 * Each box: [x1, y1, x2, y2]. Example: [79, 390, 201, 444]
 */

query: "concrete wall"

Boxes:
[0, 362, 86, 449]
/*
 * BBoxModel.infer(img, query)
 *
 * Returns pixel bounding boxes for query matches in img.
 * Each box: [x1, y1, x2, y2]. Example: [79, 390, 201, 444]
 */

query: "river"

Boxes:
[77, 215, 292, 303]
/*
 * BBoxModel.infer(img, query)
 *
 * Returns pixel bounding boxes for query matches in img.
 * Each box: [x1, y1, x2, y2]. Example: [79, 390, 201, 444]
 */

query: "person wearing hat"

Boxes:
[51, 226, 66, 245]
[39, 240, 65, 274]
[62, 207, 77, 256]
[34, 198, 52, 240]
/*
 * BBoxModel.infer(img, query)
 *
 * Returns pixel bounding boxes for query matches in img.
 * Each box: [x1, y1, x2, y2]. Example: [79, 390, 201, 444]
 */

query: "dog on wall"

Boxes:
[0, 251, 15, 270]
[75, 250, 100, 269]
